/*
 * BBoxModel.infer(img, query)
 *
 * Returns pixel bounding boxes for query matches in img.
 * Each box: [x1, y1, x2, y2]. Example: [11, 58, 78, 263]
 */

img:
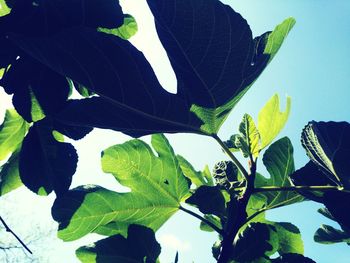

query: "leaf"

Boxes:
[289, 161, 336, 202]
[186, 185, 226, 217]
[190, 17, 295, 134]
[177, 155, 213, 187]
[76, 224, 161, 263]
[98, 14, 138, 40]
[254, 137, 304, 210]
[0, 0, 10, 17]
[232, 222, 279, 262]
[258, 94, 291, 150]
[237, 114, 260, 158]
[268, 222, 303, 255]
[272, 253, 316, 263]
[0, 149, 22, 195]
[19, 119, 78, 195]
[314, 224, 350, 244]
[0, 109, 29, 161]
[1, 56, 70, 122]
[8, 2, 294, 136]
[200, 215, 222, 232]
[52, 134, 190, 241]
[301, 121, 350, 188]
[323, 191, 350, 232]
[1, 0, 124, 37]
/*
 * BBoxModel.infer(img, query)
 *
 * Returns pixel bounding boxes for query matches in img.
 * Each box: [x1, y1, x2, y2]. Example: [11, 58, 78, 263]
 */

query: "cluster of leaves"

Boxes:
[0, 0, 350, 262]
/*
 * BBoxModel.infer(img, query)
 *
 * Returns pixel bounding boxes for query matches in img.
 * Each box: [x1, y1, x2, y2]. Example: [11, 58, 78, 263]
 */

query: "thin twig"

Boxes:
[179, 206, 224, 235]
[0, 216, 32, 254]
[212, 134, 249, 180]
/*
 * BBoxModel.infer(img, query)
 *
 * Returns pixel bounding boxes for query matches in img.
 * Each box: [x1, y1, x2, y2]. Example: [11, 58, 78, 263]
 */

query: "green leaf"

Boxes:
[177, 155, 212, 187]
[200, 215, 222, 232]
[0, 150, 22, 195]
[98, 14, 138, 40]
[19, 119, 78, 195]
[232, 223, 279, 262]
[76, 224, 161, 263]
[314, 224, 350, 244]
[52, 134, 190, 241]
[29, 89, 46, 122]
[258, 94, 291, 150]
[186, 186, 226, 217]
[254, 137, 304, 210]
[268, 222, 303, 255]
[0, 0, 10, 17]
[237, 114, 260, 158]
[0, 109, 29, 161]
[190, 17, 295, 135]
[301, 121, 350, 188]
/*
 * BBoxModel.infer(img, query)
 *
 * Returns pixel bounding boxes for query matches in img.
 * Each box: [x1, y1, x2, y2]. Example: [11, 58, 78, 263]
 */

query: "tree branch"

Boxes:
[179, 206, 224, 235]
[0, 216, 32, 254]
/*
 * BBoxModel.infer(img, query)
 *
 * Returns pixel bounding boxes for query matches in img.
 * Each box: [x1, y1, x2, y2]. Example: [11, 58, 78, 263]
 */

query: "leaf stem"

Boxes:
[0, 216, 32, 254]
[179, 206, 223, 235]
[254, 185, 347, 193]
[212, 134, 249, 180]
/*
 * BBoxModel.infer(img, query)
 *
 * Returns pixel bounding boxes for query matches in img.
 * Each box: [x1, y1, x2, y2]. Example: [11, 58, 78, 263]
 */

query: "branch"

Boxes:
[179, 206, 224, 235]
[212, 134, 249, 180]
[0, 216, 32, 254]
[254, 185, 347, 193]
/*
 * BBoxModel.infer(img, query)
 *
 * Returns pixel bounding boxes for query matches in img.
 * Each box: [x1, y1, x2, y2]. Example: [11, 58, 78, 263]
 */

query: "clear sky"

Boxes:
[1, 1, 350, 262]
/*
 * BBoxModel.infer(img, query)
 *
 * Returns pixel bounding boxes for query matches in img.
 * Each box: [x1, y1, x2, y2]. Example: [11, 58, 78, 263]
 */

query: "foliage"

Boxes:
[0, 0, 349, 262]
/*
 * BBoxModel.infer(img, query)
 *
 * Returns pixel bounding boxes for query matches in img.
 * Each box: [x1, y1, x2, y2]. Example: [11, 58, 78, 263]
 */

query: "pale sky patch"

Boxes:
[158, 233, 192, 252]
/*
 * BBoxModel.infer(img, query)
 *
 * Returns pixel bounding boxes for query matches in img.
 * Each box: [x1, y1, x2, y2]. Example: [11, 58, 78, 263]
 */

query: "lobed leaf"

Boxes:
[52, 134, 190, 241]
[258, 94, 291, 150]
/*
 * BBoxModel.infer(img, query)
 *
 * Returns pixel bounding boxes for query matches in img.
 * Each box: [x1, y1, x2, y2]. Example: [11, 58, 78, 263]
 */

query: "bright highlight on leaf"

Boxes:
[98, 14, 138, 40]
[258, 94, 291, 150]
[52, 134, 190, 241]
[0, 109, 28, 161]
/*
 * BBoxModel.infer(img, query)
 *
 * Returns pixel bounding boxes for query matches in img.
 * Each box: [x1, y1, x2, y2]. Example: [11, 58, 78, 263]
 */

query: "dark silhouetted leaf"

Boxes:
[76, 224, 161, 263]
[301, 121, 350, 187]
[272, 253, 316, 263]
[186, 185, 226, 217]
[254, 137, 304, 210]
[323, 191, 350, 231]
[231, 223, 278, 262]
[19, 119, 78, 195]
[315, 224, 350, 245]
[52, 134, 189, 241]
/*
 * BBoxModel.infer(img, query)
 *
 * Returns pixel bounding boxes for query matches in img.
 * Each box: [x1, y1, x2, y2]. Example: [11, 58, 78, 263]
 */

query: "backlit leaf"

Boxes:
[52, 134, 190, 241]
[0, 149, 22, 195]
[258, 94, 291, 150]
[254, 137, 304, 210]
[98, 14, 137, 40]
[0, 109, 28, 161]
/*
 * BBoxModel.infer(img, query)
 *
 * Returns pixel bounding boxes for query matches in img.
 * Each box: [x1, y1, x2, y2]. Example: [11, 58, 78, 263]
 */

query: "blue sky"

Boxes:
[1, 0, 350, 262]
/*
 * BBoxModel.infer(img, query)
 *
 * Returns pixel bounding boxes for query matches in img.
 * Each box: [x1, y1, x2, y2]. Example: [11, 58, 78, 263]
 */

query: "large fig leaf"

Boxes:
[19, 119, 78, 195]
[190, 17, 296, 134]
[7, 0, 294, 136]
[0, 109, 28, 160]
[76, 224, 161, 263]
[254, 137, 304, 210]
[52, 134, 190, 241]
[301, 121, 350, 188]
